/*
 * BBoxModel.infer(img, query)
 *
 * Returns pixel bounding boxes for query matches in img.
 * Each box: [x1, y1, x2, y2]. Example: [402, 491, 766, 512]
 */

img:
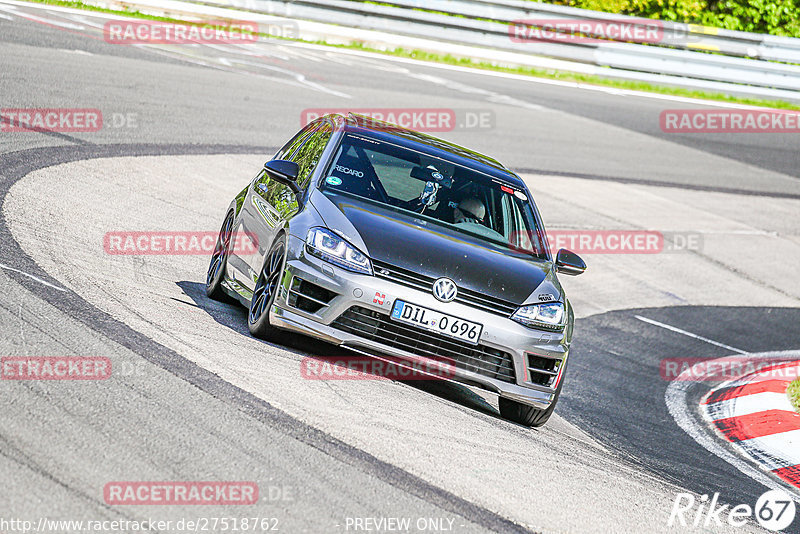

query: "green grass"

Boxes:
[25, 0, 800, 111]
[25, 0, 261, 31]
[789, 379, 800, 414]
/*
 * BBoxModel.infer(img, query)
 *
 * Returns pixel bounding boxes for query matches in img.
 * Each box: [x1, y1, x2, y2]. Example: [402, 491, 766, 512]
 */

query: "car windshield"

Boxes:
[320, 133, 547, 258]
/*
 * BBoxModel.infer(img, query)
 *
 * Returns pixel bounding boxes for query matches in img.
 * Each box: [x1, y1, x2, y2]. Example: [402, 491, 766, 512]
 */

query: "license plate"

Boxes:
[390, 300, 483, 345]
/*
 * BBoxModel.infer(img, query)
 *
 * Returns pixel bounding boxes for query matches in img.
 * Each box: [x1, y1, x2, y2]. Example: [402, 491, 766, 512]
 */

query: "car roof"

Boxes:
[324, 113, 526, 188]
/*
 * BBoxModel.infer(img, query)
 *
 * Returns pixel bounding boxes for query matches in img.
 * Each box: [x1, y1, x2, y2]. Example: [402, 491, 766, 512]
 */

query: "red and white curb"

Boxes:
[701, 360, 800, 490]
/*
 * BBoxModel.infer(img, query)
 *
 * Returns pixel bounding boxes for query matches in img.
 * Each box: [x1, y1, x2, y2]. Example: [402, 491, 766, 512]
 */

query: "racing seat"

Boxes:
[326, 155, 381, 201]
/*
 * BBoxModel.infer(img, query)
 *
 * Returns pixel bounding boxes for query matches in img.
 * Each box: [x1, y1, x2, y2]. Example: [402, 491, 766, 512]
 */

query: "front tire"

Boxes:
[248, 235, 287, 340]
[499, 361, 567, 427]
[206, 210, 235, 302]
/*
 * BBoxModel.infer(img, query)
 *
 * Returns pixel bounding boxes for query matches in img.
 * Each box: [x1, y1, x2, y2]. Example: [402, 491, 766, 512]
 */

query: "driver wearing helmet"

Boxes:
[454, 197, 486, 225]
[453, 197, 506, 241]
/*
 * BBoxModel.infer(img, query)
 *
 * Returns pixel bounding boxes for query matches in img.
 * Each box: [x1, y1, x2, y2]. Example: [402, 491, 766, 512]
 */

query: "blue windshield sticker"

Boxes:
[326, 176, 343, 186]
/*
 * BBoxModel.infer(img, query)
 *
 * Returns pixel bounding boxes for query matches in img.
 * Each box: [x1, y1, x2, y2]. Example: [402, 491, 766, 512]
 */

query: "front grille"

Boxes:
[332, 306, 516, 383]
[527, 353, 562, 387]
[372, 260, 518, 317]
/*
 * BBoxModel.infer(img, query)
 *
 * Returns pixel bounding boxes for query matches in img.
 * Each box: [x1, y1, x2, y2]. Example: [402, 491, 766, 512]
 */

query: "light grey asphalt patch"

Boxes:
[0, 143, 535, 534]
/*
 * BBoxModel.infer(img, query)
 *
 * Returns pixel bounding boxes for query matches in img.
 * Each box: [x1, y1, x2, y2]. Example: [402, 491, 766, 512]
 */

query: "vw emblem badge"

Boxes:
[432, 278, 457, 302]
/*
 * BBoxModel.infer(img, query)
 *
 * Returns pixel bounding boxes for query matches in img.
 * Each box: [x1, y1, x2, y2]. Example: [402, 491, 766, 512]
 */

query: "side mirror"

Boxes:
[264, 159, 299, 186]
[555, 249, 586, 276]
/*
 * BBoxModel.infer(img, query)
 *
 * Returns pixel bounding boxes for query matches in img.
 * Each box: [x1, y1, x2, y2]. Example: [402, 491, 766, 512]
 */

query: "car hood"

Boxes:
[312, 191, 552, 305]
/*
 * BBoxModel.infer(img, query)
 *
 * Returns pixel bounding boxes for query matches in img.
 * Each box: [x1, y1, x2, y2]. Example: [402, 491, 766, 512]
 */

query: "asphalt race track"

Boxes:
[1, 2, 799, 533]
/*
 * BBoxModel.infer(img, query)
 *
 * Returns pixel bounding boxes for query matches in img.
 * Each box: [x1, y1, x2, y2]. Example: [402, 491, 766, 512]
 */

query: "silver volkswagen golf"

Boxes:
[206, 113, 586, 426]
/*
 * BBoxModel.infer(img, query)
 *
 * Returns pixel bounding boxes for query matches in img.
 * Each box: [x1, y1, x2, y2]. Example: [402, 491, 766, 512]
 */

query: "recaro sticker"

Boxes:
[334, 165, 363, 177]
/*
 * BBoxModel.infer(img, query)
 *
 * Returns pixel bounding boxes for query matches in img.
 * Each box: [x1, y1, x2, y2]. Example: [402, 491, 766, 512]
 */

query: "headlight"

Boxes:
[512, 302, 564, 330]
[305, 227, 372, 275]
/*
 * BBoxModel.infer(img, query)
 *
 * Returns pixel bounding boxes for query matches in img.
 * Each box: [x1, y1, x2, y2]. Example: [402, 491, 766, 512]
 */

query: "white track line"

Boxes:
[0, 263, 67, 292]
[223, 57, 351, 99]
[666, 350, 800, 500]
[15, 11, 85, 30]
[408, 72, 545, 111]
[635, 315, 749, 354]
[70, 14, 108, 30]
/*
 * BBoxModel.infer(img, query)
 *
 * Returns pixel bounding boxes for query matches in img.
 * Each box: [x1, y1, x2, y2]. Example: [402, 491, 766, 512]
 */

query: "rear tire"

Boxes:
[206, 210, 235, 303]
[248, 235, 287, 340]
[499, 360, 567, 427]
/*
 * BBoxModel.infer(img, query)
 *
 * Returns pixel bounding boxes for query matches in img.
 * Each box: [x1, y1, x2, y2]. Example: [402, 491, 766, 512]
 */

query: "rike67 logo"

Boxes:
[669, 490, 796, 531]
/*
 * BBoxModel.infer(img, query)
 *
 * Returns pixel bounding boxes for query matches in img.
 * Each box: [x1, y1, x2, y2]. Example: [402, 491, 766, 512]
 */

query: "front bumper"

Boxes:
[269, 235, 570, 409]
